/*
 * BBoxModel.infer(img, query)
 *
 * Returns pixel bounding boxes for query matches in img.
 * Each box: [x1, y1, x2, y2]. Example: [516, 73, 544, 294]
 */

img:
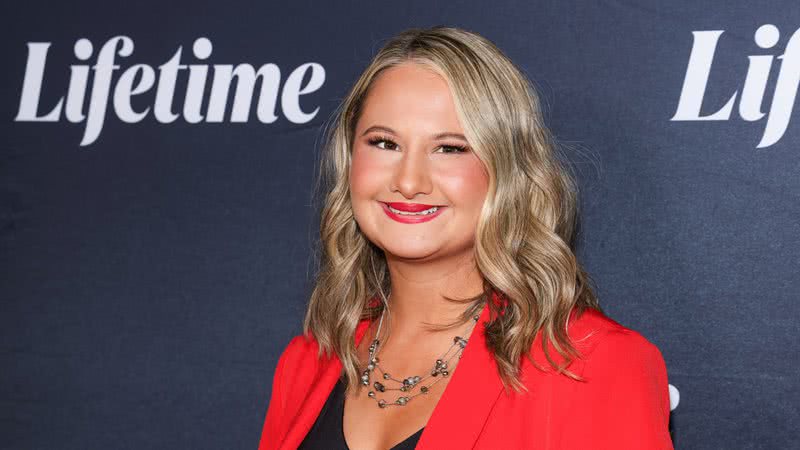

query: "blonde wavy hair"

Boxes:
[304, 26, 602, 393]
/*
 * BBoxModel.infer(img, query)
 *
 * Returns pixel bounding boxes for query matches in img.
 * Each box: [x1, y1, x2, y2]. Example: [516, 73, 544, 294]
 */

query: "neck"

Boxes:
[380, 248, 485, 342]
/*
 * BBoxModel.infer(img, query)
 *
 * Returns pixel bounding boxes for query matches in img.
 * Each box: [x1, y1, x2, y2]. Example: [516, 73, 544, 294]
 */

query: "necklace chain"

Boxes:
[359, 301, 482, 408]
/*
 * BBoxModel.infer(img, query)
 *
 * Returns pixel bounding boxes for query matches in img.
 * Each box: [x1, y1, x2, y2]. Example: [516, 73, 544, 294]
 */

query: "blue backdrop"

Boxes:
[2, 1, 798, 448]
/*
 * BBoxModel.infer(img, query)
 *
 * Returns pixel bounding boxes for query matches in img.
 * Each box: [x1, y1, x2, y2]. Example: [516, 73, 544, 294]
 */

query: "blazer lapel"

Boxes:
[278, 295, 505, 450]
[415, 298, 505, 449]
[278, 319, 372, 450]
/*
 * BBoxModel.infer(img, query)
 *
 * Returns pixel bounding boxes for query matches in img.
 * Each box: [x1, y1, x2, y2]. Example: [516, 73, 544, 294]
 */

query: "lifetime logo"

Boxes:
[14, 36, 326, 146]
[672, 24, 800, 148]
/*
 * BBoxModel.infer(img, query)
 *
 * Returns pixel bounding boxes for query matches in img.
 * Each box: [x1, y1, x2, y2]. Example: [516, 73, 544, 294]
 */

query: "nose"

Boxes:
[390, 146, 433, 199]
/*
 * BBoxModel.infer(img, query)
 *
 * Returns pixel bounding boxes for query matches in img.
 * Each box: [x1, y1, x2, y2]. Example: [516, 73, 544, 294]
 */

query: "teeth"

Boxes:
[388, 205, 439, 216]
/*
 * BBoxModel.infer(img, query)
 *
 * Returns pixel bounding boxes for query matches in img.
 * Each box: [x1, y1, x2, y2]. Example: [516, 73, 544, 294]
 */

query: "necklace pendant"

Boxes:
[402, 375, 421, 388]
[367, 299, 485, 412]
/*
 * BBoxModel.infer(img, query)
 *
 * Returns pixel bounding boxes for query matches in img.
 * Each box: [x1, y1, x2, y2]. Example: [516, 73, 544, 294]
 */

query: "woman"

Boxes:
[259, 27, 672, 450]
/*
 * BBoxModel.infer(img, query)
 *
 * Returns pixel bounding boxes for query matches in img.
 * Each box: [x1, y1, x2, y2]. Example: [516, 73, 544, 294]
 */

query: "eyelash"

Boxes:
[366, 136, 469, 154]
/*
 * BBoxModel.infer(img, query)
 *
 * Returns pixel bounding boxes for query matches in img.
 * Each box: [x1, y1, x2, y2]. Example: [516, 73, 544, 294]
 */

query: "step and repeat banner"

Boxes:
[2, 1, 797, 449]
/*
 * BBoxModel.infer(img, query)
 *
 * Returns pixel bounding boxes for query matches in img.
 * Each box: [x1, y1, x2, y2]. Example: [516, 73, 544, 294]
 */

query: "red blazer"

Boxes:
[258, 295, 673, 449]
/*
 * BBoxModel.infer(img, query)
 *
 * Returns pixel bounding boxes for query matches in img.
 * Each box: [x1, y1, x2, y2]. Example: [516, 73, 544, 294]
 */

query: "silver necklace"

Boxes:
[359, 303, 482, 408]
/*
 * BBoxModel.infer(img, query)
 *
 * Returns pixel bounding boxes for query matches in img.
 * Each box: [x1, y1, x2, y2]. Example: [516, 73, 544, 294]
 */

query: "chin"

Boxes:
[381, 242, 441, 261]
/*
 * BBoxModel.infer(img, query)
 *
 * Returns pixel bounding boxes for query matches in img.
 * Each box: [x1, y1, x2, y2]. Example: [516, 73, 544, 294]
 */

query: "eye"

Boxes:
[367, 136, 399, 151]
[435, 144, 469, 154]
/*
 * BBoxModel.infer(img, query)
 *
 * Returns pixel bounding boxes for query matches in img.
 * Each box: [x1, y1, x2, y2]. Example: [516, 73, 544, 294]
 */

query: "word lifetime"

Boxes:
[14, 36, 326, 146]
[672, 24, 800, 148]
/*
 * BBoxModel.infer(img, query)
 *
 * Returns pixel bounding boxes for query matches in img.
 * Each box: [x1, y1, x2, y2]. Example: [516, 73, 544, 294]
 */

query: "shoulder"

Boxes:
[261, 333, 334, 448]
[554, 308, 673, 447]
[537, 307, 670, 393]
[274, 317, 372, 384]
[574, 311, 672, 442]
[266, 333, 329, 412]
[281, 333, 318, 358]
[568, 308, 669, 405]
[521, 306, 666, 383]
[274, 332, 326, 377]
[568, 307, 664, 363]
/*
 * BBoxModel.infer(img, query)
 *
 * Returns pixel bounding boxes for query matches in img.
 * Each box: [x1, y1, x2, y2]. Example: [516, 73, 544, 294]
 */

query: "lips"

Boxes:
[380, 201, 446, 224]
[384, 202, 440, 212]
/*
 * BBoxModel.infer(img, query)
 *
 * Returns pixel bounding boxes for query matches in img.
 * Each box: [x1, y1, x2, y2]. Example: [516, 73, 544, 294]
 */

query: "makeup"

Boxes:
[381, 202, 446, 224]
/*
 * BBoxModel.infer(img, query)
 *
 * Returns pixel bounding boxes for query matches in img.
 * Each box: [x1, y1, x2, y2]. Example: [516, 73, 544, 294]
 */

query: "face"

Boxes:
[349, 62, 490, 261]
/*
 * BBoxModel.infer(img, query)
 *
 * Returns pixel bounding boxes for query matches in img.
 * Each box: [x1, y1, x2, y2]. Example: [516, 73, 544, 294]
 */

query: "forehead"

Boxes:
[357, 62, 464, 134]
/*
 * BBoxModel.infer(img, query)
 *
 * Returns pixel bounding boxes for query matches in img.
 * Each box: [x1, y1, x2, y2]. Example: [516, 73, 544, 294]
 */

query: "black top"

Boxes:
[298, 377, 424, 450]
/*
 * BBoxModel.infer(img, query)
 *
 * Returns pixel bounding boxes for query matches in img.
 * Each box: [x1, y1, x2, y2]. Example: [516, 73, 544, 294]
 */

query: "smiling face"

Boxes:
[349, 62, 490, 261]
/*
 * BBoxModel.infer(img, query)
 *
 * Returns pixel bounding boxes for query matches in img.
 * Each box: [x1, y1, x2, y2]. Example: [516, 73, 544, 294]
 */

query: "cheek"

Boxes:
[349, 147, 381, 198]
[437, 158, 489, 208]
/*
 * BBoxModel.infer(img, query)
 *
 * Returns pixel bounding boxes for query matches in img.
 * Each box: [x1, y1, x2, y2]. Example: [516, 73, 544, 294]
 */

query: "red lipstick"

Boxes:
[381, 202, 445, 224]
[385, 202, 439, 212]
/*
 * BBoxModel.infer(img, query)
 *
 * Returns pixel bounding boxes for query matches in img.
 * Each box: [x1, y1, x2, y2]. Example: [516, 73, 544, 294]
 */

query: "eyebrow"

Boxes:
[360, 125, 467, 142]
